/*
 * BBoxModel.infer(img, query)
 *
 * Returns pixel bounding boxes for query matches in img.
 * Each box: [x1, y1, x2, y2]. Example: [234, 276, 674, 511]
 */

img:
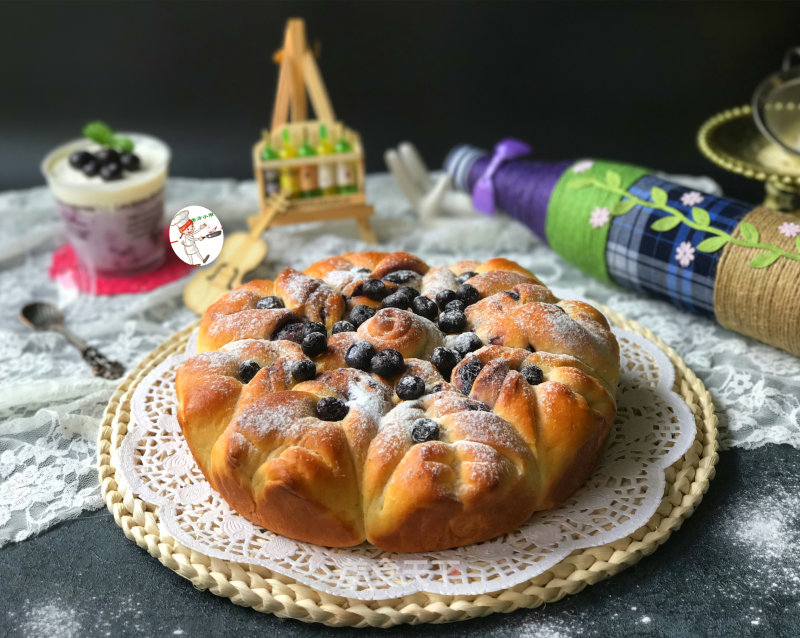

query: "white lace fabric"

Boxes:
[1, 174, 798, 550]
[119, 328, 694, 599]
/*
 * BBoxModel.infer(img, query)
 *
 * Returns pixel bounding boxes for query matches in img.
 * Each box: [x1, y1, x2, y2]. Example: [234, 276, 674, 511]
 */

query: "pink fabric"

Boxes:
[49, 228, 193, 295]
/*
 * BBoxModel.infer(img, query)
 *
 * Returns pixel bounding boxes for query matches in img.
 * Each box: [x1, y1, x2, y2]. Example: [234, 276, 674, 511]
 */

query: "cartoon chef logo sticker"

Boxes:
[169, 206, 224, 266]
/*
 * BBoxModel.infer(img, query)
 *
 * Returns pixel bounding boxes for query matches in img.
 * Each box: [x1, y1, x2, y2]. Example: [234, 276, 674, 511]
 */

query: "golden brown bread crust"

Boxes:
[196, 270, 345, 353]
[197, 279, 298, 353]
[451, 346, 615, 509]
[208, 370, 392, 547]
[362, 393, 539, 552]
[180, 251, 619, 552]
[305, 251, 429, 309]
[176, 340, 306, 469]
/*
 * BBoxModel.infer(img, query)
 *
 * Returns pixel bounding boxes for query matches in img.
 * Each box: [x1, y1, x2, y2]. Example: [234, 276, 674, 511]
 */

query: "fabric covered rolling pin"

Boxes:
[445, 141, 800, 357]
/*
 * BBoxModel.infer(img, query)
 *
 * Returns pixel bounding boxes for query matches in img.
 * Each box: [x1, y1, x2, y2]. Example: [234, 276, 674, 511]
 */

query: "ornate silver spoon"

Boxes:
[19, 302, 125, 380]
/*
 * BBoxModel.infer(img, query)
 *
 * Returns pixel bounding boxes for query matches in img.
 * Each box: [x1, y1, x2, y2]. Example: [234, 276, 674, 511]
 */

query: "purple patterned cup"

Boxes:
[41, 134, 171, 275]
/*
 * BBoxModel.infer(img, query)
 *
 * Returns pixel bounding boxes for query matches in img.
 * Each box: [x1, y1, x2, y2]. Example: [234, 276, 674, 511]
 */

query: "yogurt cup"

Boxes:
[41, 133, 171, 275]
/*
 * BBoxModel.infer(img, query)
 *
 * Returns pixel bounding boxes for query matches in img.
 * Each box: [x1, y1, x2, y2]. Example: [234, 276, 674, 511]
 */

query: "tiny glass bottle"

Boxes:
[298, 130, 321, 198]
[317, 124, 337, 196]
[260, 131, 280, 196]
[278, 128, 299, 198]
[335, 135, 358, 194]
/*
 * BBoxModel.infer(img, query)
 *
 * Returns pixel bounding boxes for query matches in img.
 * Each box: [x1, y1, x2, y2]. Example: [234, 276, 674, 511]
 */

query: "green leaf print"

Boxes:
[749, 252, 781, 269]
[740, 222, 760, 243]
[691, 207, 711, 227]
[650, 216, 681, 232]
[696, 236, 729, 253]
[650, 187, 668, 207]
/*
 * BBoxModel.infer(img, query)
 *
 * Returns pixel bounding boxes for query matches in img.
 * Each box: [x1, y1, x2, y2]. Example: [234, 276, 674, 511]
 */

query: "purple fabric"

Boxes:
[465, 156, 572, 245]
[471, 138, 532, 214]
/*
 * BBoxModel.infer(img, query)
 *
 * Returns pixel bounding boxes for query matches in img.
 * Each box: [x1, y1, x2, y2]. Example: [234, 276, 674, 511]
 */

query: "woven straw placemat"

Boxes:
[98, 308, 718, 627]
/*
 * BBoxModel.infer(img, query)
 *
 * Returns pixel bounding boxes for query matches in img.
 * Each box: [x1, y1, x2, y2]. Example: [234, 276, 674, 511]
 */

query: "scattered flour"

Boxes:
[707, 484, 800, 630]
[728, 487, 800, 595]
[516, 619, 572, 638]
[734, 498, 792, 557]
[10, 599, 81, 638]
[91, 594, 146, 636]
[6, 594, 154, 638]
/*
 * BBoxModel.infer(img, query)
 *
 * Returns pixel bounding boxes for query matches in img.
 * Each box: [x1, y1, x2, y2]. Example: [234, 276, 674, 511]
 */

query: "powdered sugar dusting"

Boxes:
[421, 265, 457, 297]
[370, 401, 426, 460]
[445, 409, 529, 458]
[535, 303, 594, 348]
[323, 266, 370, 291]
[207, 308, 295, 338]
[236, 398, 311, 439]
[277, 268, 319, 300]
[220, 287, 259, 305]
[346, 378, 392, 424]
[277, 268, 337, 307]
[192, 349, 236, 370]
[377, 399, 424, 432]
[219, 338, 263, 357]
[229, 431, 250, 449]
[454, 440, 505, 484]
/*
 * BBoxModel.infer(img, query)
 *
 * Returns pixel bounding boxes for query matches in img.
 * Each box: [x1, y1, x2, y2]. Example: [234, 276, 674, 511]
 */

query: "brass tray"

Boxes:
[698, 105, 800, 211]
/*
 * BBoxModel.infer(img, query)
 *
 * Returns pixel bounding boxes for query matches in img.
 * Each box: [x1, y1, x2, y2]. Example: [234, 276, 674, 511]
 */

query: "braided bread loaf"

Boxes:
[177, 251, 618, 552]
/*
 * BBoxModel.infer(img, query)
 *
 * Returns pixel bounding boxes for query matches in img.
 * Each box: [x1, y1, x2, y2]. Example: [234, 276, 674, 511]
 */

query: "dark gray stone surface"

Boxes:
[2, 446, 799, 638]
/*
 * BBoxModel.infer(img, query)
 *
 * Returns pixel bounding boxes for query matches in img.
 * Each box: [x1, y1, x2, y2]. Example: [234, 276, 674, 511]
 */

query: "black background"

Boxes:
[3, 0, 800, 203]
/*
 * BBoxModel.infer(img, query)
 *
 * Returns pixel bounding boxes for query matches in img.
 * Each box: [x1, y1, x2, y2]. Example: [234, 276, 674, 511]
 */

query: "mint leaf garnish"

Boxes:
[83, 121, 115, 146]
[116, 137, 134, 153]
[82, 121, 135, 152]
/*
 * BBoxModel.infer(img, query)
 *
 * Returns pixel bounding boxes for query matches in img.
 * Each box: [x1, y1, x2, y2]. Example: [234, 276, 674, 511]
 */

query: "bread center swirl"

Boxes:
[356, 308, 444, 359]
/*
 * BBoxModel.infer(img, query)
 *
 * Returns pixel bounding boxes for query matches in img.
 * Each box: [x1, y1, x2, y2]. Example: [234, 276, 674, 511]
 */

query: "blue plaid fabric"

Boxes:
[605, 175, 751, 317]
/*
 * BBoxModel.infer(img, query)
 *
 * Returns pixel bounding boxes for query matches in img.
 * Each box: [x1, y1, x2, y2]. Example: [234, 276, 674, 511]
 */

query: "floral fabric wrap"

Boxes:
[445, 144, 800, 357]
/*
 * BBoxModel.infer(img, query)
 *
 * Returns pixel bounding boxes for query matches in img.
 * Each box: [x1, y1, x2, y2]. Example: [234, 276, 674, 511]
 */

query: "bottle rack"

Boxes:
[251, 19, 376, 243]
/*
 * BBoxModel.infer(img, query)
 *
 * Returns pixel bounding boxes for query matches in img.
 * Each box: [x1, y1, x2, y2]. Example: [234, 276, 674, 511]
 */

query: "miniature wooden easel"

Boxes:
[252, 18, 377, 243]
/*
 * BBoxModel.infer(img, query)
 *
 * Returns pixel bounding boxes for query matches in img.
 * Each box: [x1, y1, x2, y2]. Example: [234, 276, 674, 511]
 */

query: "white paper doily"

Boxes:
[119, 327, 694, 600]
